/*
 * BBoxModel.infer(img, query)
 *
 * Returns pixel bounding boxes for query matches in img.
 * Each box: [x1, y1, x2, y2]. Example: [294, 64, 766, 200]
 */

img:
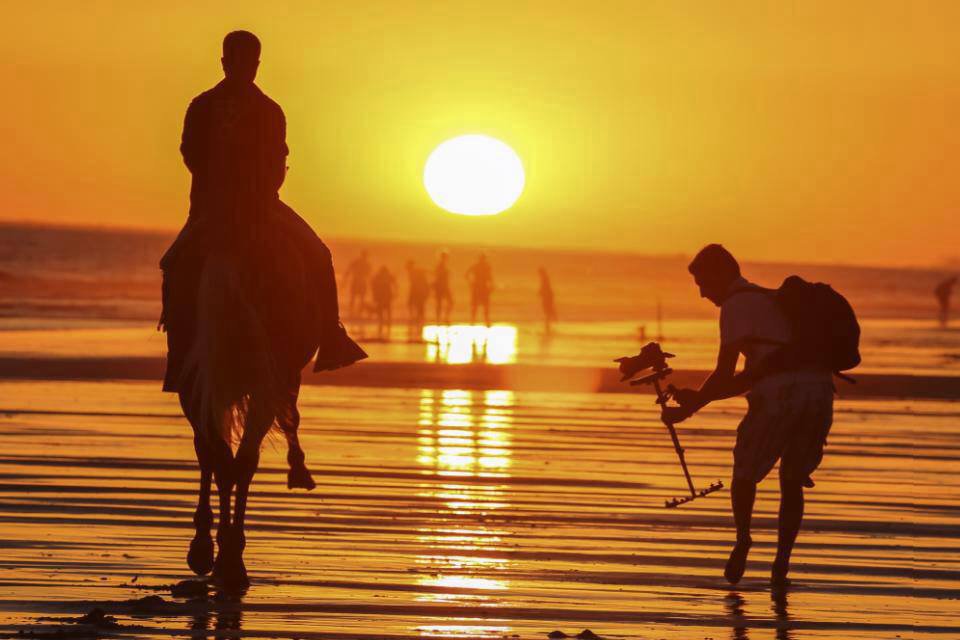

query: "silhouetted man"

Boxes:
[467, 253, 494, 325]
[159, 31, 365, 490]
[344, 250, 372, 318]
[935, 276, 957, 327]
[433, 251, 453, 324]
[406, 259, 429, 334]
[538, 267, 557, 334]
[661, 245, 834, 587]
[371, 265, 397, 340]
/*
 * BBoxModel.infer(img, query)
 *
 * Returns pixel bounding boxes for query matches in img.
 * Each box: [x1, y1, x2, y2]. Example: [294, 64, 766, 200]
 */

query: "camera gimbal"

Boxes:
[616, 342, 723, 508]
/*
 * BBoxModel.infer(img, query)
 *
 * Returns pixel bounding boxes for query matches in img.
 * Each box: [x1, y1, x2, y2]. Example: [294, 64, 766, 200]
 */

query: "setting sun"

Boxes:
[423, 134, 525, 216]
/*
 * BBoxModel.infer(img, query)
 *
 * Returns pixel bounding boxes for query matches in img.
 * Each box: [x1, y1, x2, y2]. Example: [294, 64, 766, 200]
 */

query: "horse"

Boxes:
[164, 210, 363, 589]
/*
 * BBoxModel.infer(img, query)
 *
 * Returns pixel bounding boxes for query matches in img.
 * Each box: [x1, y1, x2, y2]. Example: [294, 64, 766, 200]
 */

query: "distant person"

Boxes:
[433, 251, 453, 324]
[659, 244, 839, 587]
[370, 265, 397, 339]
[538, 267, 557, 334]
[466, 253, 494, 325]
[406, 260, 430, 334]
[343, 250, 372, 318]
[935, 276, 957, 327]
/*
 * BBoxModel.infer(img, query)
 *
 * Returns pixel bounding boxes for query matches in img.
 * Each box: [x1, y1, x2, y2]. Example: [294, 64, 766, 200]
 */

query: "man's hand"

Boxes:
[661, 405, 692, 425]
[671, 387, 700, 409]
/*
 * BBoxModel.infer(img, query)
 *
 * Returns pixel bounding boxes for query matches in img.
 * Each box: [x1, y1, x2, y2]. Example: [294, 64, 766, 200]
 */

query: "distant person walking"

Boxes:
[659, 244, 855, 587]
[538, 267, 557, 334]
[406, 260, 429, 335]
[371, 265, 397, 340]
[433, 251, 453, 324]
[935, 276, 957, 327]
[466, 253, 494, 325]
[343, 250, 372, 318]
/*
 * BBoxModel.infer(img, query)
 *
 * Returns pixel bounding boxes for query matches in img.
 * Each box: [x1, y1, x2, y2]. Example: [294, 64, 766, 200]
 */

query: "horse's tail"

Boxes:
[180, 253, 284, 447]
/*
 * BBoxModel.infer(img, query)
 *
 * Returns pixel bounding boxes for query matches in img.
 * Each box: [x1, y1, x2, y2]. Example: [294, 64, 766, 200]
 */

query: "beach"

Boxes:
[1, 225, 959, 638]
[0, 381, 958, 639]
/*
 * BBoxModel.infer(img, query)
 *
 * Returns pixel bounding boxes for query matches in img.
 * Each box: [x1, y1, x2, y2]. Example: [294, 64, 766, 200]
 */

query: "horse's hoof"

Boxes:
[213, 553, 249, 592]
[287, 464, 316, 491]
[187, 534, 215, 576]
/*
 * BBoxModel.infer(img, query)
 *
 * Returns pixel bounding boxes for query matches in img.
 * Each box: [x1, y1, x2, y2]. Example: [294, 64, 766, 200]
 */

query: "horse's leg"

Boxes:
[210, 415, 236, 583]
[179, 391, 215, 576]
[283, 374, 315, 491]
[217, 399, 274, 589]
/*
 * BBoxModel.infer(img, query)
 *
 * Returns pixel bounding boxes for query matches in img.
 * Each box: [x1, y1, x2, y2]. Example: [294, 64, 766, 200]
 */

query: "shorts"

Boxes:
[733, 371, 834, 484]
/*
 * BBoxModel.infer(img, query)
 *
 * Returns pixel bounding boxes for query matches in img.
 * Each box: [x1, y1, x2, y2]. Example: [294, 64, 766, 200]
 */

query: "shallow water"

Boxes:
[0, 381, 956, 638]
[2, 316, 959, 377]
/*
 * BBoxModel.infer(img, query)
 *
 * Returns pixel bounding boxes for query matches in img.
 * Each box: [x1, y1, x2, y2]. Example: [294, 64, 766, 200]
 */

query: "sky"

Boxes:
[1, 1, 956, 266]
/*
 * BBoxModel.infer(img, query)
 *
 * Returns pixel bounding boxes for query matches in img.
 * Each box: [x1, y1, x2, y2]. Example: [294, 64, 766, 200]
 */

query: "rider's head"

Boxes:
[688, 244, 740, 307]
[222, 31, 260, 84]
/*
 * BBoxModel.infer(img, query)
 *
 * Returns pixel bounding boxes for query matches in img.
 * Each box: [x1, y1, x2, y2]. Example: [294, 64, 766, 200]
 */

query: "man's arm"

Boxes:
[693, 342, 744, 408]
[265, 105, 289, 193]
[665, 342, 748, 423]
[180, 99, 204, 174]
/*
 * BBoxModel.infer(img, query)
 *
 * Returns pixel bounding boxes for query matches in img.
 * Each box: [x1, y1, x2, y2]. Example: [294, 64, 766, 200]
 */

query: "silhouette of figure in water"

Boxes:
[433, 250, 453, 324]
[406, 259, 429, 337]
[371, 265, 397, 340]
[158, 31, 365, 589]
[343, 250, 372, 319]
[538, 267, 557, 335]
[935, 276, 957, 327]
[466, 253, 494, 325]
[660, 245, 834, 587]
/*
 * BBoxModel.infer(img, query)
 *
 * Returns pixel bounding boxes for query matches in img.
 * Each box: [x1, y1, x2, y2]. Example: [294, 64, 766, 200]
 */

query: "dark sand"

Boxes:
[0, 380, 957, 639]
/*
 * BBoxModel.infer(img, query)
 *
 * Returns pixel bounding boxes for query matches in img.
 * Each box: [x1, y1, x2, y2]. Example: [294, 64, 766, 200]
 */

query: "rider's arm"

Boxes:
[266, 105, 289, 193]
[180, 98, 204, 174]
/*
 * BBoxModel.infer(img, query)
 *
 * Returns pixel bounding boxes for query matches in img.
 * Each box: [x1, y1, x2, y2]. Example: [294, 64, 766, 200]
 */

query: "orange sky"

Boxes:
[1, 1, 956, 266]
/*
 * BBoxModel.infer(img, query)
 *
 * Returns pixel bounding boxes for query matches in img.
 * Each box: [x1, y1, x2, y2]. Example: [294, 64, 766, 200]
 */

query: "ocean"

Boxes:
[0, 223, 958, 377]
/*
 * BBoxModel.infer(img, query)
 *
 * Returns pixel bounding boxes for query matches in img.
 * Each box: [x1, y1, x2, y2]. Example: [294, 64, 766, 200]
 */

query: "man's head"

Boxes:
[222, 31, 260, 84]
[688, 244, 741, 307]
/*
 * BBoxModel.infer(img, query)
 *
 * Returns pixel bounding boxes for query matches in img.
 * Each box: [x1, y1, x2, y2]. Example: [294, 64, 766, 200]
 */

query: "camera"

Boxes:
[616, 341, 674, 382]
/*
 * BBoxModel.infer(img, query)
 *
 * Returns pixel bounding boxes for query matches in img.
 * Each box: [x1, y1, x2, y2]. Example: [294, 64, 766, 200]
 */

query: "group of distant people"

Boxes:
[340, 250, 558, 339]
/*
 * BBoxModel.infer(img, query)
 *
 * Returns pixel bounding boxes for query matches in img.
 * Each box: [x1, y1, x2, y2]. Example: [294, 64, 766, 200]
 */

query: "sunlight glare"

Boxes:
[423, 135, 525, 216]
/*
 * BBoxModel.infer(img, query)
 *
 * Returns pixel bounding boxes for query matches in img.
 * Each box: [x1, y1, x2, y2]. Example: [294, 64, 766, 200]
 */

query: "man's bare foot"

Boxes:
[724, 537, 752, 584]
[771, 559, 791, 587]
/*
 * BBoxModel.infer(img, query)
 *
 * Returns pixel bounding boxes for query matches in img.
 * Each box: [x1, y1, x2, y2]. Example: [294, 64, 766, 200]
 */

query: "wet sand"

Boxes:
[0, 380, 957, 639]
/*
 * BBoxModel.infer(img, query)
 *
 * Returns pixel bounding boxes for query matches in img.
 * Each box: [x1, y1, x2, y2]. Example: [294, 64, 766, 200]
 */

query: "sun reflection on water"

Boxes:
[413, 389, 515, 636]
[422, 324, 518, 364]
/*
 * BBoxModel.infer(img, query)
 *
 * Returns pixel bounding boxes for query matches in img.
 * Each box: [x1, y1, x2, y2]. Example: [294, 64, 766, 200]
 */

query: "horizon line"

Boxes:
[0, 217, 954, 274]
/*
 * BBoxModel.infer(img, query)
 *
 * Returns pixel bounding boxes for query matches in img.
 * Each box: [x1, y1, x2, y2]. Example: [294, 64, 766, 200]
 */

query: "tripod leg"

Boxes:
[665, 421, 697, 497]
[653, 379, 697, 498]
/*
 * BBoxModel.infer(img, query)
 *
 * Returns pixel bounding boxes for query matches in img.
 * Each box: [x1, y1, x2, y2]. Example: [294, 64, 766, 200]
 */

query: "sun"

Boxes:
[423, 134, 525, 216]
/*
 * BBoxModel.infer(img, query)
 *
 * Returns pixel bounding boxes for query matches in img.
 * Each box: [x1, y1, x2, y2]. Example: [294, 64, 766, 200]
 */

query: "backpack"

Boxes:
[761, 275, 861, 380]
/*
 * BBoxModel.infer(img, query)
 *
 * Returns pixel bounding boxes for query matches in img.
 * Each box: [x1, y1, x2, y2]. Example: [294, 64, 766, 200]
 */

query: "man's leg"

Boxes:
[773, 473, 804, 584]
[774, 379, 833, 586]
[725, 476, 756, 584]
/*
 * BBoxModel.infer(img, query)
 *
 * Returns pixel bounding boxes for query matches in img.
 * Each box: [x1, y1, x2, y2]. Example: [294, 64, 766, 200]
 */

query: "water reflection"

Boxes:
[414, 389, 515, 637]
[186, 590, 244, 639]
[422, 324, 518, 364]
[722, 590, 794, 640]
[725, 592, 749, 640]
[771, 586, 793, 640]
